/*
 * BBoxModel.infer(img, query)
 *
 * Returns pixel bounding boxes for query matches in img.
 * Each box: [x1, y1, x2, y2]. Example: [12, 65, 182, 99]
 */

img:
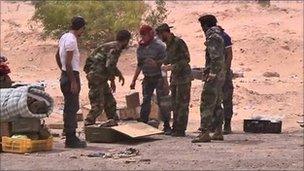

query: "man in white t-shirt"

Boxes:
[55, 16, 86, 148]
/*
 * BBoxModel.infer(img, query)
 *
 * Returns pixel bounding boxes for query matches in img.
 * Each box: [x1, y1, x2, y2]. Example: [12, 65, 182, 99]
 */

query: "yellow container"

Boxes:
[1, 136, 53, 153]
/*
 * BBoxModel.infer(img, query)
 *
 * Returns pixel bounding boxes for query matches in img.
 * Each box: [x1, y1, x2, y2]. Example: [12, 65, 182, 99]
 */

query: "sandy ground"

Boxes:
[1, 131, 303, 170]
[0, 1, 303, 170]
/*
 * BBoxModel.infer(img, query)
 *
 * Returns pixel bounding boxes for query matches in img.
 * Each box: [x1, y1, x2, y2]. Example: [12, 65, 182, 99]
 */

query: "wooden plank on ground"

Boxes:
[111, 121, 162, 138]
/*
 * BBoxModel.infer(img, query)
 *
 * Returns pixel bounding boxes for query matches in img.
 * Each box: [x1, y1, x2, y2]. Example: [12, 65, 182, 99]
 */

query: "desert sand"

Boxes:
[0, 1, 303, 170]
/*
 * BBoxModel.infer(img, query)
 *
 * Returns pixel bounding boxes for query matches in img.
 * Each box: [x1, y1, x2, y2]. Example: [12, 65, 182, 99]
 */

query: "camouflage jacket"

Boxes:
[163, 34, 193, 85]
[204, 26, 226, 78]
[84, 41, 122, 81]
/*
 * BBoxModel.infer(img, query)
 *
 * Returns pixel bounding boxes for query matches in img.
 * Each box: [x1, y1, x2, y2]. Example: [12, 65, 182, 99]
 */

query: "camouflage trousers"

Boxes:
[200, 73, 225, 132]
[85, 78, 118, 122]
[210, 69, 234, 129]
[212, 70, 234, 125]
[222, 69, 234, 120]
[171, 82, 191, 132]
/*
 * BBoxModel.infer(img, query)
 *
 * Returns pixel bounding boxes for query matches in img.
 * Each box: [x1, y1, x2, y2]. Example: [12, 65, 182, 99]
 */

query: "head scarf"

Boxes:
[139, 25, 154, 46]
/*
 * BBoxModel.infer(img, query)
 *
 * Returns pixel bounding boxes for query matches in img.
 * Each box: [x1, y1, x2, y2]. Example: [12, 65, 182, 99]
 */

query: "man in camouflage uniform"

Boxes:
[192, 15, 227, 143]
[199, 17, 234, 134]
[84, 30, 131, 126]
[156, 24, 193, 137]
[218, 25, 234, 134]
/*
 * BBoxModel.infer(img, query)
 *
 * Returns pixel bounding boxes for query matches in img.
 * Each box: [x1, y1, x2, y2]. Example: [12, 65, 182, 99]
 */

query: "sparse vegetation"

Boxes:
[258, 0, 271, 7]
[33, 1, 147, 48]
[32, 0, 168, 48]
[145, 0, 168, 27]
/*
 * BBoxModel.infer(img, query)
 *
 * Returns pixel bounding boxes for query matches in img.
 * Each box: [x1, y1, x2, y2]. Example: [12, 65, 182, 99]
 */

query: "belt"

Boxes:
[62, 71, 79, 75]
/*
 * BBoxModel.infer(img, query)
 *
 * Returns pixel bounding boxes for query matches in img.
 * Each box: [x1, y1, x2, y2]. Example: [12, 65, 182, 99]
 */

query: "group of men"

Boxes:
[56, 14, 234, 148]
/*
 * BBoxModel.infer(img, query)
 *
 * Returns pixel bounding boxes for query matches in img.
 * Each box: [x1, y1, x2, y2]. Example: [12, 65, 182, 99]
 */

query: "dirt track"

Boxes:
[1, 130, 303, 170]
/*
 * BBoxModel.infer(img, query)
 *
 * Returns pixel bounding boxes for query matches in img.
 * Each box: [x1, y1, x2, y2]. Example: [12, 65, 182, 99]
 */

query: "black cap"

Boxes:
[116, 30, 131, 41]
[156, 23, 173, 33]
[71, 16, 86, 30]
[198, 15, 217, 27]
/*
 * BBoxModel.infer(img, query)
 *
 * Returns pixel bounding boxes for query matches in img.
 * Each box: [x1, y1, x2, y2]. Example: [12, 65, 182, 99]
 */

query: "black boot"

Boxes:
[163, 122, 172, 135]
[223, 118, 232, 135]
[211, 127, 224, 141]
[65, 132, 87, 148]
[137, 117, 148, 123]
[192, 130, 211, 143]
[84, 117, 96, 126]
[163, 127, 172, 136]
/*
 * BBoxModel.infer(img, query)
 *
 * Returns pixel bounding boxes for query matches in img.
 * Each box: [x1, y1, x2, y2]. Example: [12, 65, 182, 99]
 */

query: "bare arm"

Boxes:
[66, 51, 75, 82]
[55, 48, 62, 70]
[66, 51, 78, 94]
[226, 47, 233, 69]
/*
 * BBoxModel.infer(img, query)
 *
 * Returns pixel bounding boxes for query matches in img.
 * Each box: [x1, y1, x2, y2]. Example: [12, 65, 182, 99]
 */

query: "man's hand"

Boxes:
[130, 80, 136, 90]
[70, 80, 79, 94]
[118, 74, 125, 86]
[130, 66, 141, 90]
[110, 80, 116, 93]
[161, 65, 173, 71]
[206, 73, 216, 82]
[144, 58, 157, 67]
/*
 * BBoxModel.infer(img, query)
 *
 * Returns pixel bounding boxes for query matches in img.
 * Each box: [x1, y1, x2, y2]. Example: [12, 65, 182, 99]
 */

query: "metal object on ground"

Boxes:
[243, 119, 282, 133]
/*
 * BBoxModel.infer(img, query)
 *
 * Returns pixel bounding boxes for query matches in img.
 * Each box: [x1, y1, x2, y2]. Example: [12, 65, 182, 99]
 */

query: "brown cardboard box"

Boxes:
[126, 91, 140, 108]
[118, 106, 140, 120]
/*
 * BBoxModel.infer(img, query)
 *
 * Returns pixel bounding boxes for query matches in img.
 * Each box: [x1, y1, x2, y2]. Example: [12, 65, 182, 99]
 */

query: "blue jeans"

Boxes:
[140, 75, 171, 128]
